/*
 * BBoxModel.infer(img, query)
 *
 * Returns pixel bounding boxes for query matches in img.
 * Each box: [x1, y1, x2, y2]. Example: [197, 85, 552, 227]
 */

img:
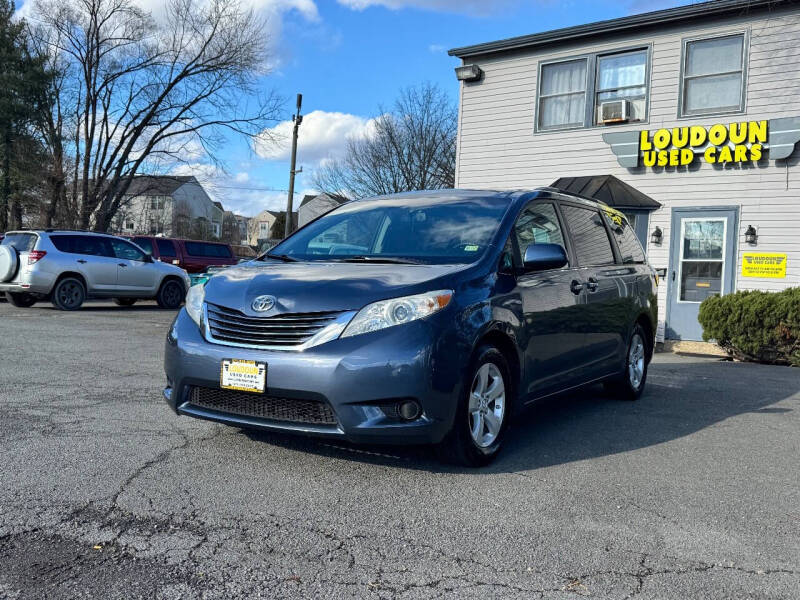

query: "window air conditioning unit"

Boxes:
[599, 99, 632, 125]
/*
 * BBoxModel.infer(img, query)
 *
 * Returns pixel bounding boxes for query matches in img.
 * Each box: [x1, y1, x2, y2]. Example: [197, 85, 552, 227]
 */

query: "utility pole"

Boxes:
[285, 93, 303, 239]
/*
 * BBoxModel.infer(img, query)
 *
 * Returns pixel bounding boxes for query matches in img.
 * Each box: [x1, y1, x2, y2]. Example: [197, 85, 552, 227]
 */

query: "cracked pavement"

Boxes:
[1, 300, 798, 599]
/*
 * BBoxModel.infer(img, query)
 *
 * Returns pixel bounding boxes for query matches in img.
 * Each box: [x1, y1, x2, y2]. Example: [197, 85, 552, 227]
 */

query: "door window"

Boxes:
[678, 219, 725, 302]
[110, 239, 147, 262]
[561, 205, 615, 266]
[513, 203, 565, 261]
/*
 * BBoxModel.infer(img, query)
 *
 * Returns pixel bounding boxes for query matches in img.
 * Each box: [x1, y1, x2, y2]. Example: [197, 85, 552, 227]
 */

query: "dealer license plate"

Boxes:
[220, 359, 266, 393]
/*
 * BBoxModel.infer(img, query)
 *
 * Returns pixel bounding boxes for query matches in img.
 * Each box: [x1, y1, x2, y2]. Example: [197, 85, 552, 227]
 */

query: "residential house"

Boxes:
[247, 210, 298, 246]
[115, 176, 223, 239]
[297, 193, 349, 228]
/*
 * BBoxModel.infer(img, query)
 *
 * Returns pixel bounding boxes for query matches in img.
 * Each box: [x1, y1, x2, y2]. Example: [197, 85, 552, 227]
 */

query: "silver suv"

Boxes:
[0, 230, 190, 310]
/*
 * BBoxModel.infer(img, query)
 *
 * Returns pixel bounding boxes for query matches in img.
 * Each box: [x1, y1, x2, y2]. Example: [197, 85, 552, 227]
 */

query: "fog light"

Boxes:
[398, 400, 421, 421]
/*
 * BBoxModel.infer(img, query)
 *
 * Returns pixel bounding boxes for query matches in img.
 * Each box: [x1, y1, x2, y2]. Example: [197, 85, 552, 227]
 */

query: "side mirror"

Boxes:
[144, 254, 154, 263]
[523, 243, 568, 272]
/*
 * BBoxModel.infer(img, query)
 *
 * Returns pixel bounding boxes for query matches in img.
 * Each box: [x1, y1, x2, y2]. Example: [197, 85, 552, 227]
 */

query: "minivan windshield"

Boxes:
[267, 196, 509, 265]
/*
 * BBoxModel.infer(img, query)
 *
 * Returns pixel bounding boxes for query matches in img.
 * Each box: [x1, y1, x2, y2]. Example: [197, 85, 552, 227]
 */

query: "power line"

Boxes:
[208, 185, 301, 194]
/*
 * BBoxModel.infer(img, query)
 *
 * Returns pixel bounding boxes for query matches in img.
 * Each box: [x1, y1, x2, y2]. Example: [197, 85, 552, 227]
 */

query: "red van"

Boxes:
[129, 236, 238, 273]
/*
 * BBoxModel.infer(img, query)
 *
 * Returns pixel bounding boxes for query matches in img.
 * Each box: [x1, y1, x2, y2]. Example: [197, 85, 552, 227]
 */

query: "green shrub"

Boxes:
[698, 287, 800, 366]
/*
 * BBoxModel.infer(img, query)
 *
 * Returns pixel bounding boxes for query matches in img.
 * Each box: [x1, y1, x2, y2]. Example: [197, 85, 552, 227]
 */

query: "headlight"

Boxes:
[341, 290, 453, 339]
[185, 284, 205, 327]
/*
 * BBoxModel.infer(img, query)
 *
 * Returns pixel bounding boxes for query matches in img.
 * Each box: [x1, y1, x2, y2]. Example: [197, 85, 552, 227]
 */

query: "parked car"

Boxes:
[127, 235, 237, 273]
[163, 189, 657, 466]
[0, 230, 190, 310]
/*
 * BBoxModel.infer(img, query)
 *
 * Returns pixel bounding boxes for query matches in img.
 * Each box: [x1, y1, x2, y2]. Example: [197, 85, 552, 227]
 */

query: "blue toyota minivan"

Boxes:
[163, 188, 657, 466]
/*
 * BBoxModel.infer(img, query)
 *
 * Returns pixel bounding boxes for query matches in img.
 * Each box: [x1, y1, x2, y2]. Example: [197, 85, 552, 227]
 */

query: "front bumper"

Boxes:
[163, 308, 466, 445]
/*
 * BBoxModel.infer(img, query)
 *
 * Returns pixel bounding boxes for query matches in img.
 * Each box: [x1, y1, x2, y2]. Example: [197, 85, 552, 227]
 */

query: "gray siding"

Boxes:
[455, 6, 800, 341]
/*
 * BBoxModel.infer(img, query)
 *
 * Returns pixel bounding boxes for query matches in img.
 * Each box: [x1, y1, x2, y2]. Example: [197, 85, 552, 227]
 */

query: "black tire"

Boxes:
[156, 279, 185, 309]
[113, 298, 137, 307]
[7, 292, 37, 308]
[438, 345, 512, 467]
[604, 323, 650, 401]
[51, 277, 86, 311]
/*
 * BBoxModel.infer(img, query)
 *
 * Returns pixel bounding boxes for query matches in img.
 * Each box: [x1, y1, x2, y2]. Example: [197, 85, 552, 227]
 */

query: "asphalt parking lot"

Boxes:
[0, 301, 798, 599]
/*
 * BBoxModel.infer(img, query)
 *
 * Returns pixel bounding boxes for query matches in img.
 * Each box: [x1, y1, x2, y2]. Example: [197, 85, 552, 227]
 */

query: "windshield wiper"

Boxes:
[338, 256, 422, 265]
[262, 253, 298, 262]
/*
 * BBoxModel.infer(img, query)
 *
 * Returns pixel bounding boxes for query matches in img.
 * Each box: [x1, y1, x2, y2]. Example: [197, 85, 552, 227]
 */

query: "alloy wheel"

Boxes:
[468, 363, 506, 448]
[58, 281, 82, 309]
[628, 333, 645, 390]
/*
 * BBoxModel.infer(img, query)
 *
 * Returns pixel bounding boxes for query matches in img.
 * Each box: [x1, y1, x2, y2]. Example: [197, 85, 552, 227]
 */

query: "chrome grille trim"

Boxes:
[203, 302, 356, 351]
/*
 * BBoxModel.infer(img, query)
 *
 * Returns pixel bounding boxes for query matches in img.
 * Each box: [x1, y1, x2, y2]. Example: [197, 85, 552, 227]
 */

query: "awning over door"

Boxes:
[551, 175, 661, 210]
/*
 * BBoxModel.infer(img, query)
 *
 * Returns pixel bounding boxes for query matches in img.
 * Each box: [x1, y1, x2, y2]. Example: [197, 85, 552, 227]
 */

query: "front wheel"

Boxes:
[7, 292, 37, 308]
[156, 279, 185, 309]
[604, 323, 650, 401]
[438, 345, 512, 467]
[51, 277, 86, 311]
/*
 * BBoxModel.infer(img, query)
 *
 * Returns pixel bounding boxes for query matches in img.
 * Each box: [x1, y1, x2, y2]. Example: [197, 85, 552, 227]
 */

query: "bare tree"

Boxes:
[313, 83, 456, 199]
[30, 0, 281, 231]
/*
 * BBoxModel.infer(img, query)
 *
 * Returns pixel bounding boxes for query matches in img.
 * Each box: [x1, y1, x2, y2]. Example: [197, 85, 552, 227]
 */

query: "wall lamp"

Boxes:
[455, 64, 483, 82]
[650, 226, 663, 245]
[745, 224, 758, 245]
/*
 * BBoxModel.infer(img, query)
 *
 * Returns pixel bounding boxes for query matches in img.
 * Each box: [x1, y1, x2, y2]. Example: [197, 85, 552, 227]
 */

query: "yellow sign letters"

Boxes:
[640, 121, 766, 168]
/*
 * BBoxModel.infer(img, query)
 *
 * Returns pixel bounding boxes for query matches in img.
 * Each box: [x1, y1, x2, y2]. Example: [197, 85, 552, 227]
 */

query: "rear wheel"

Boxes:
[156, 279, 185, 309]
[51, 277, 86, 311]
[604, 323, 649, 401]
[438, 345, 511, 467]
[113, 298, 137, 307]
[7, 292, 37, 308]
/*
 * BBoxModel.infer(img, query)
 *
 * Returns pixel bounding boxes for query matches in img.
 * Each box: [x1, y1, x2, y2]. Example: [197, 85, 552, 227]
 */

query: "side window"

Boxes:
[50, 235, 74, 254]
[156, 239, 177, 257]
[72, 235, 113, 257]
[134, 237, 154, 255]
[561, 205, 615, 267]
[514, 203, 566, 261]
[607, 214, 646, 264]
[110, 239, 146, 261]
[184, 241, 203, 257]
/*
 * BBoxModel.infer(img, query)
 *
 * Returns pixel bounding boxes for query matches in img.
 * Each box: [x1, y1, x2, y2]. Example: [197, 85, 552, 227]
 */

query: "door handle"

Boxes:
[672, 270, 676, 281]
[570, 280, 584, 295]
[118, 263, 127, 268]
[77, 259, 87, 264]
[586, 277, 599, 292]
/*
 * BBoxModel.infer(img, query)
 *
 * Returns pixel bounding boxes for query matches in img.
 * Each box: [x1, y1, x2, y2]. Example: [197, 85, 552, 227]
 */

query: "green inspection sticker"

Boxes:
[464, 245, 479, 252]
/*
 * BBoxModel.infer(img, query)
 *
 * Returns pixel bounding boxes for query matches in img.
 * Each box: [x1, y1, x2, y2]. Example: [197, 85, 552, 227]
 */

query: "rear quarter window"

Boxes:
[2, 233, 38, 252]
[609, 218, 646, 264]
[184, 241, 232, 258]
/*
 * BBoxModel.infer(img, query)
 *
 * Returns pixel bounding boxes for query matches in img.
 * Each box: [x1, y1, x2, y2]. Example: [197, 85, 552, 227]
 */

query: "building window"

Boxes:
[125, 221, 135, 231]
[680, 33, 746, 117]
[150, 196, 166, 210]
[537, 47, 650, 132]
[595, 50, 648, 124]
[538, 58, 588, 131]
[259, 222, 269, 237]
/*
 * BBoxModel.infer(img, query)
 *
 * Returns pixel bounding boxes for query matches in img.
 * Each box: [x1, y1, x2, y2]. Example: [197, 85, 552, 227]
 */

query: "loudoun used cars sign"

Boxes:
[602, 117, 800, 169]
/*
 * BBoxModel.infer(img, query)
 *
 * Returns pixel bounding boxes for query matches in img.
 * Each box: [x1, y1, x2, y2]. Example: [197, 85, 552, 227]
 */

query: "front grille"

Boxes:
[189, 387, 338, 426]
[205, 303, 344, 348]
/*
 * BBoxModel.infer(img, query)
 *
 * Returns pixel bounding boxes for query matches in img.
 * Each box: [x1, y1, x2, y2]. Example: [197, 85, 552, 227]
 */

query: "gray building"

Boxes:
[450, 0, 800, 341]
[298, 193, 349, 228]
[115, 176, 223, 239]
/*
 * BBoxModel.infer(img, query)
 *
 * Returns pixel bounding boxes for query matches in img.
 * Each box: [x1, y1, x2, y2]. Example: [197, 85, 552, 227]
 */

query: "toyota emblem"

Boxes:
[251, 295, 276, 312]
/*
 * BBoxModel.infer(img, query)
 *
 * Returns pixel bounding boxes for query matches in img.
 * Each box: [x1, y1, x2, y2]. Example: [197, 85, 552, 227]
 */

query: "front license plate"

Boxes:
[220, 359, 266, 393]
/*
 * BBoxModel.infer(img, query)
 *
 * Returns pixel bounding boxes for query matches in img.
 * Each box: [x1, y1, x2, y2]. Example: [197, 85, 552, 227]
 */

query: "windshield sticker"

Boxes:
[464, 245, 479, 252]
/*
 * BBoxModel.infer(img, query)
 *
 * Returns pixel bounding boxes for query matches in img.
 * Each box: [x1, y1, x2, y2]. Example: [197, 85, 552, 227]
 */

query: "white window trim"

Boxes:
[676, 217, 727, 305]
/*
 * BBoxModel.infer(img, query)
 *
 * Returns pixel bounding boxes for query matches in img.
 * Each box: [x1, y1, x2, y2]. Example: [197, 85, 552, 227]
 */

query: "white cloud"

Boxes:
[234, 172, 250, 183]
[254, 110, 377, 164]
[337, 0, 519, 15]
[428, 44, 446, 53]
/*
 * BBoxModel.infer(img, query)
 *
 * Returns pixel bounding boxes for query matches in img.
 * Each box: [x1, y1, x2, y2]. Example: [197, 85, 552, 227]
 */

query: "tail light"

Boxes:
[28, 250, 47, 264]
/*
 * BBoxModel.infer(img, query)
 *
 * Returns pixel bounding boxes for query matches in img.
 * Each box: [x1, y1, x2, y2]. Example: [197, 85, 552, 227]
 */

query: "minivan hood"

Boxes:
[203, 260, 468, 314]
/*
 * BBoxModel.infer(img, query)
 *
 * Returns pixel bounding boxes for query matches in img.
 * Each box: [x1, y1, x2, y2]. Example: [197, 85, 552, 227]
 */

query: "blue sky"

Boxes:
[23, 0, 692, 215]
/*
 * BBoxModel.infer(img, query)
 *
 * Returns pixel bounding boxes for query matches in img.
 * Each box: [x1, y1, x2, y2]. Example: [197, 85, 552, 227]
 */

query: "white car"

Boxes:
[0, 230, 190, 310]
